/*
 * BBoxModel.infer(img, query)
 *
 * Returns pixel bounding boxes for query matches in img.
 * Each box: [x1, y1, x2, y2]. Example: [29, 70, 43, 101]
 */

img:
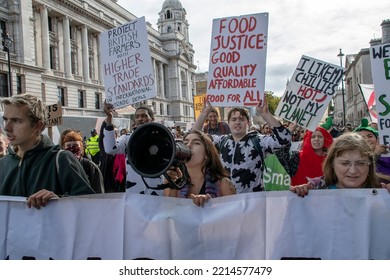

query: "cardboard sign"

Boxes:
[46, 103, 62, 127]
[206, 13, 268, 107]
[100, 17, 156, 109]
[370, 43, 390, 148]
[275, 55, 344, 131]
[193, 94, 206, 120]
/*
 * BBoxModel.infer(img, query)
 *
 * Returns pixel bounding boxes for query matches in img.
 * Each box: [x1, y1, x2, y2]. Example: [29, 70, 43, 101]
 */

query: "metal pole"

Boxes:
[338, 49, 346, 126]
[7, 47, 12, 96]
[4, 32, 13, 97]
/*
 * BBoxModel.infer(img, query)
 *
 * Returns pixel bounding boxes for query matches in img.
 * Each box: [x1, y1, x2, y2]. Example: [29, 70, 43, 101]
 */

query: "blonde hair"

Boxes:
[1, 94, 46, 131]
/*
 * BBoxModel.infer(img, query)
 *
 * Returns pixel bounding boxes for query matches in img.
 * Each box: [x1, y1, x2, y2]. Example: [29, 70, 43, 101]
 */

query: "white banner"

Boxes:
[1, 189, 390, 260]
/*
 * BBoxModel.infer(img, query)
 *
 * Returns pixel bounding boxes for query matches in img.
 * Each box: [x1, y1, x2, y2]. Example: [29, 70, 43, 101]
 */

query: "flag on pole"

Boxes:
[358, 84, 377, 122]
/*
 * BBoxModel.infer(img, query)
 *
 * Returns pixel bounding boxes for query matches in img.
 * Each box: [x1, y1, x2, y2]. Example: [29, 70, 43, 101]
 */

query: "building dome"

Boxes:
[162, 0, 182, 10]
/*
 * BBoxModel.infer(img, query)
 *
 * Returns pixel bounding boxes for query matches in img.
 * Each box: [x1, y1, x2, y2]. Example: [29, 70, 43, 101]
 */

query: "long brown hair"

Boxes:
[183, 130, 229, 181]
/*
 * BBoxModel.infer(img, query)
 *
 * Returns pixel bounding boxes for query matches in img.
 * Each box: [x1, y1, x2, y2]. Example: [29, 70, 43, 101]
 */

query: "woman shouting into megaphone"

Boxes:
[163, 130, 236, 207]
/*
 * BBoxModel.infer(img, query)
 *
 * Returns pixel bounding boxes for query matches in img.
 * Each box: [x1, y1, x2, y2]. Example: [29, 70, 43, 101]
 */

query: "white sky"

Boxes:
[117, 0, 389, 96]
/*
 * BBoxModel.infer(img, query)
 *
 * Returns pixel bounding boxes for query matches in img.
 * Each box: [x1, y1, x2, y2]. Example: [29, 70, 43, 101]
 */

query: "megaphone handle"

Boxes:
[162, 173, 181, 189]
[162, 168, 189, 189]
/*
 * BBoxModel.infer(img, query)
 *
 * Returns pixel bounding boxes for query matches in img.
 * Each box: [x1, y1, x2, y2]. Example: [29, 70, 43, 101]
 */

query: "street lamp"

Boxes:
[3, 31, 13, 97]
[337, 48, 346, 126]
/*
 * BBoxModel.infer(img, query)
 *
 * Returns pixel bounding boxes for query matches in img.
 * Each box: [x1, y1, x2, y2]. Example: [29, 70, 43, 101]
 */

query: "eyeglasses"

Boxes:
[335, 160, 370, 171]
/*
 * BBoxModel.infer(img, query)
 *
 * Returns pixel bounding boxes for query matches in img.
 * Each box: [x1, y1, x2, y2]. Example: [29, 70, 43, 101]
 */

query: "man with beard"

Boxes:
[101, 102, 163, 195]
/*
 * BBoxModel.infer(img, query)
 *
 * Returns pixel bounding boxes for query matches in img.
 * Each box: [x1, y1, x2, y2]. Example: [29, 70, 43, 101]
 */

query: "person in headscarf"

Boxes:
[276, 124, 333, 186]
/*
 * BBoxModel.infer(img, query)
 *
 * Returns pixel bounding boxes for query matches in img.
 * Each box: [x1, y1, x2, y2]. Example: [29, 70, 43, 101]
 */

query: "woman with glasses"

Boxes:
[290, 133, 384, 197]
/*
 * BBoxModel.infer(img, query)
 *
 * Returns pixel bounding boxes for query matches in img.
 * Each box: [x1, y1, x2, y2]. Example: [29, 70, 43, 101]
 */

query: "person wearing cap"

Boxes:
[85, 128, 101, 165]
[354, 118, 390, 180]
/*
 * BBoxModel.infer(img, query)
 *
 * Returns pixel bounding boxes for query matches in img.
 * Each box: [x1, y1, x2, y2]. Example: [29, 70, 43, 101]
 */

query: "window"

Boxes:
[167, 104, 170, 116]
[49, 45, 57, 70]
[89, 56, 94, 79]
[58, 87, 66, 106]
[160, 103, 164, 115]
[78, 90, 85, 108]
[1, 20, 7, 50]
[95, 92, 101, 109]
[152, 102, 156, 113]
[71, 51, 78, 75]
[0, 73, 8, 97]
[48, 16, 53, 32]
[16, 74, 24, 94]
[69, 25, 74, 40]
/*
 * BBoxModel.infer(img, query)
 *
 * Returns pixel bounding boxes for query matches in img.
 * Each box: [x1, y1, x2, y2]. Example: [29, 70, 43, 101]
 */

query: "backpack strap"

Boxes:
[56, 150, 64, 176]
[250, 135, 262, 155]
[250, 134, 266, 172]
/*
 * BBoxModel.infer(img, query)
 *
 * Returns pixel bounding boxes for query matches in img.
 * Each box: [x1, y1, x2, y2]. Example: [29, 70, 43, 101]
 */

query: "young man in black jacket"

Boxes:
[0, 94, 95, 209]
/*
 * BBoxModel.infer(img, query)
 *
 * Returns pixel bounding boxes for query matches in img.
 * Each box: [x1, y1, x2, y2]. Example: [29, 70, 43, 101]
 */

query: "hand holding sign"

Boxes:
[255, 98, 269, 117]
[103, 101, 115, 124]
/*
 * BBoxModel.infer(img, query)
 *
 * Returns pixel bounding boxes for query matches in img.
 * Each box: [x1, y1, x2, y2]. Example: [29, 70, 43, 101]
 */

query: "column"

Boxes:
[63, 16, 72, 78]
[82, 25, 90, 83]
[40, 5, 50, 70]
[159, 62, 164, 98]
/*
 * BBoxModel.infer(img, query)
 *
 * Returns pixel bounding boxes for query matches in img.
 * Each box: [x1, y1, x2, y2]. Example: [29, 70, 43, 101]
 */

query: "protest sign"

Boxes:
[263, 154, 290, 191]
[46, 103, 62, 127]
[358, 84, 377, 122]
[206, 13, 268, 107]
[100, 17, 156, 109]
[370, 43, 390, 147]
[275, 55, 344, 131]
[193, 94, 206, 120]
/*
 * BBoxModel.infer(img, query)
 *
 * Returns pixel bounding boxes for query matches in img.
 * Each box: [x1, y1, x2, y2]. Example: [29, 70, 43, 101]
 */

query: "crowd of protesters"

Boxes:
[1, 93, 390, 209]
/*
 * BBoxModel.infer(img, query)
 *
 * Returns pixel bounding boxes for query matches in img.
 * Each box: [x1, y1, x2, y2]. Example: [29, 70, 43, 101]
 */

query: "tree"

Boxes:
[264, 91, 280, 115]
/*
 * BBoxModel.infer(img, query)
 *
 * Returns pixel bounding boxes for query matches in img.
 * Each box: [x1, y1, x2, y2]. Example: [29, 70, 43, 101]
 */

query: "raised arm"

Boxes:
[193, 101, 212, 131]
[256, 98, 282, 128]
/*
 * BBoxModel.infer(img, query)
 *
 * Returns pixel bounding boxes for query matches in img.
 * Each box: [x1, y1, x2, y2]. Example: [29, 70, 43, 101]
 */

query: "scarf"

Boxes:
[291, 127, 333, 185]
[65, 146, 82, 159]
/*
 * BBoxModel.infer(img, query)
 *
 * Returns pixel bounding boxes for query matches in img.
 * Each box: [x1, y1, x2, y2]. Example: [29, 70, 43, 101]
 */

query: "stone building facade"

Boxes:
[333, 19, 390, 127]
[0, 0, 196, 130]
